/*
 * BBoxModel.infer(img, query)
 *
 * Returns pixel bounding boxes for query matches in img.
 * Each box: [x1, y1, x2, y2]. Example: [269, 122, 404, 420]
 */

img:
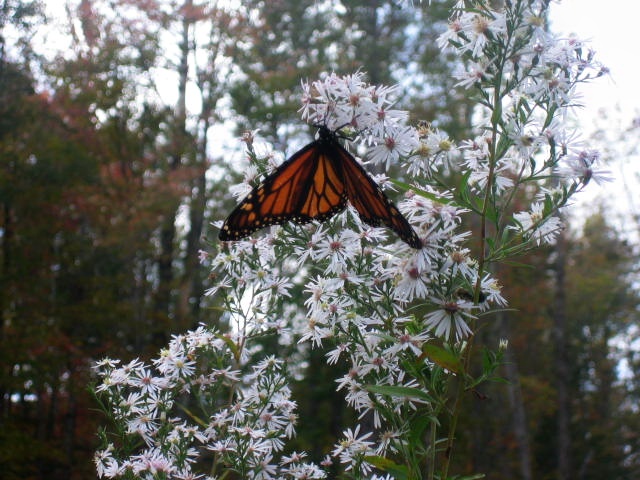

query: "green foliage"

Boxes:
[450, 212, 640, 479]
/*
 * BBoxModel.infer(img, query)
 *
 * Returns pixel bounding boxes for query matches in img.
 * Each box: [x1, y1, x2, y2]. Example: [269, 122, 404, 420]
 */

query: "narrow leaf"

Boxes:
[391, 179, 457, 206]
[365, 384, 432, 402]
[364, 455, 409, 480]
[422, 344, 464, 374]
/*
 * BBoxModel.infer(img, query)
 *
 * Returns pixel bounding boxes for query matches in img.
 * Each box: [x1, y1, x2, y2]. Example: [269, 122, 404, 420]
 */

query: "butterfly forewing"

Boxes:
[219, 141, 348, 241]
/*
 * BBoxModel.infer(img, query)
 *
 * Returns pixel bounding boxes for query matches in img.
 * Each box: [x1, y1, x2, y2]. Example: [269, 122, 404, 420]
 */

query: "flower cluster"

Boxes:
[214, 71, 506, 348]
[434, 0, 609, 247]
[208, 71, 507, 475]
[301, 72, 419, 170]
[93, 327, 325, 479]
[95, 1, 606, 478]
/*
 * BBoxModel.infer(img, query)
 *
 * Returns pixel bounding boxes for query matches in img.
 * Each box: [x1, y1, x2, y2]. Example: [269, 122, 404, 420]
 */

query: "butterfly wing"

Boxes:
[332, 142, 422, 249]
[219, 141, 348, 241]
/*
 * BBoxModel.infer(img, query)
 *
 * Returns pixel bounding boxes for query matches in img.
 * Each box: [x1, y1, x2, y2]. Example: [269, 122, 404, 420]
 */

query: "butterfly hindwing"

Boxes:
[219, 141, 348, 241]
[333, 142, 422, 249]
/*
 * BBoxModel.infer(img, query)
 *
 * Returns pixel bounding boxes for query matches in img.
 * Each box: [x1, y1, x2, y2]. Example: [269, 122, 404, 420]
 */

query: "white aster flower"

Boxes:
[131, 448, 175, 476]
[367, 124, 419, 169]
[95, 445, 121, 479]
[454, 61, 487, 89]
[558, 150, 612, 186]
[512, 202, 563, 245]
[437, 16, 463, 51]
[424, 297, 475, 340]
[332, 425, 375, 467]
[385, 330, 431, 357]
[394, 259, 431, 302]
[459, 11, 507, 58]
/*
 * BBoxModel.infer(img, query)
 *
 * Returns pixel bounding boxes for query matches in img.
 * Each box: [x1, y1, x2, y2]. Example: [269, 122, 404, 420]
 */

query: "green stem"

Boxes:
[428, 411, 437, 480]
[440, 17, 510, 478]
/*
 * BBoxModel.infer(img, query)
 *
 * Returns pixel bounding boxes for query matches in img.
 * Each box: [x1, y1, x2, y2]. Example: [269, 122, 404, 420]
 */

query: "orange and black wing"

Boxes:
[219, 141, 348, 241]
[334, 143, 422, 249]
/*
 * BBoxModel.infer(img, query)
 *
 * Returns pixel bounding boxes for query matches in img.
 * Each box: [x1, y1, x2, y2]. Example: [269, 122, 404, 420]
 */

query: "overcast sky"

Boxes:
[550, 0, 639, 236]
[551, 0, 639, 125]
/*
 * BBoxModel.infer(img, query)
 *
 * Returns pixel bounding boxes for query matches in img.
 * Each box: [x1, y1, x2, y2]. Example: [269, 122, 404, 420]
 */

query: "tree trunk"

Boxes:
[154, 217, 176, 343]
[155, 0, 192, 338]
[0, 201, 11, 419]
[63, 384, 77, 479]
[492, 304, 534, 480]
[177, 166, 206, 327]
[552, 229, 571, 479]
[504, 339, 533, 480]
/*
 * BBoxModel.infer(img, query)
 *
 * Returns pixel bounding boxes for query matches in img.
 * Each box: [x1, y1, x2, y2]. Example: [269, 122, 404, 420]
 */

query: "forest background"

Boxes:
[1, 0, 639, 479]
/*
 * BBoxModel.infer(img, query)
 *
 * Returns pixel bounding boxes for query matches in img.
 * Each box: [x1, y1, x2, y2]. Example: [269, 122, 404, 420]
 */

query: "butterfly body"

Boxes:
[220, 127, 421, 249]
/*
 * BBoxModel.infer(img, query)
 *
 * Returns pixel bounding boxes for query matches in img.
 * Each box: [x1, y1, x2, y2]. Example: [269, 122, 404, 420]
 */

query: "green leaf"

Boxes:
[177, 403, 208, 428]
[214, 332, 239, 359]
[365, 384, 433, 402]
[364, 455, 409, 480]
[484, 206, 497, 225]
[482, 348, 494, 372]
[447, 474, 486, 480]
[408, 413, 438, 445]
[423, 344, 464, 374]
[498, 258, 534, 268]
[391, 179, 457, 206]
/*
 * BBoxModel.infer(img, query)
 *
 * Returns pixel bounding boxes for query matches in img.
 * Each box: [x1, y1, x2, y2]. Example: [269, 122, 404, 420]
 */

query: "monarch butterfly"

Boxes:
[219, 126, 422, 249]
